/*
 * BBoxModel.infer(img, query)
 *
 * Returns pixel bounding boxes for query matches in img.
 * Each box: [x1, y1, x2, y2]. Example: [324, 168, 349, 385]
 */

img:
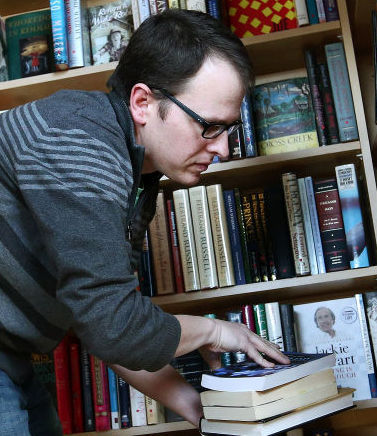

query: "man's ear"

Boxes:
[129, 83, 153, 125]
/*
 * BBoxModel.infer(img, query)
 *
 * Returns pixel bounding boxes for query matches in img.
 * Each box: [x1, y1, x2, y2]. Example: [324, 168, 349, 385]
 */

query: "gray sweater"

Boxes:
[0, 89, 180, 383]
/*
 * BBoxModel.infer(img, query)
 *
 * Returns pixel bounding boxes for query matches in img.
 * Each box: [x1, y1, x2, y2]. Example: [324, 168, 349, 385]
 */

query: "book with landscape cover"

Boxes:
[88, 0, 133, 65]
[294, 296, 376, 400]
[201, 352, 336, 392]
[252, 77, 319, 155]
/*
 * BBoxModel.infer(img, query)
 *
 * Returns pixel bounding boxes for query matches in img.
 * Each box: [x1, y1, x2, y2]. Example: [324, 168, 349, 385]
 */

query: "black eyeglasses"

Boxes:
[154, 88, 242, 139]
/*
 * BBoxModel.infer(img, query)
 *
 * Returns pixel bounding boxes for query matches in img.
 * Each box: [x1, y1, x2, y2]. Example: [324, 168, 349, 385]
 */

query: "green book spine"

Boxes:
[253, 303, 269, 340]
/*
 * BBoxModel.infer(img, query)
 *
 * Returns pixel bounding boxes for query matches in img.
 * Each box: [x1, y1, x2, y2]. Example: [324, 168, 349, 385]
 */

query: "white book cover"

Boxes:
[294, 296, 373, 400]
[129, 385, 147, 426]
[265, 302, 284, 350]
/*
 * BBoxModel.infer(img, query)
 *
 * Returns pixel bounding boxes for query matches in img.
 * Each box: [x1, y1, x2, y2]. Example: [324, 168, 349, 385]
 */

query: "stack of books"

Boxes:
[199, 352, 354, 436]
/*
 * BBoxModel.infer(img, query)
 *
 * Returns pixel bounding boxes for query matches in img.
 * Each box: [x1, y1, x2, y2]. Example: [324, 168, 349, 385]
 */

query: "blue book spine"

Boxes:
[355, 293, 377, 398]
[107, 367, 120, 429]
[335, 164, 369, 268]
[49, 0, 69, 69]
[304, 176, 326, 274]
[305, 0, 319, 24]
[223, 189, 246, 285]
[241, 94, 257, 157]
[206, 0, 221, 19]
[325, 42, 359, 142]
[117, 376, 131, 428]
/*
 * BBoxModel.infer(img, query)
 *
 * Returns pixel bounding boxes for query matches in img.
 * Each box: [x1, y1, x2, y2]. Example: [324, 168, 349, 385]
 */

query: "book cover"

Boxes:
[313, 178, 349, 272]
[265, 302, 284, 350]
[90, 355, 111, 431]
[88, 0, 133, 65]
[252, 77, 319, 155]
[201, 352, 336, 392]
[241, 93, 257, 157]
[325, 42, 359, 142]
[280, 303, 298, 352]
[80, 346, 95, 432]
[129, 385, 147, 426]
[5, 9, 54, 80]
[107, 367, 120, 429]
[49, 0, 69, 70]
[0, 16, 8, 81]
[69, 339, 85, 433]
[117, 376, 131, 428]
[294, 297, 375, 400]
[335, 163, 369, 269]
[189, 186, 218, 289]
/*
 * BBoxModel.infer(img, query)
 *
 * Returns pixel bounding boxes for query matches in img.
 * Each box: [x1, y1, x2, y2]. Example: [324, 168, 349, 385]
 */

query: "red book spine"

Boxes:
[90, 355, 111, 431]
[69, 340, 85, 433]
[53, 336, 73, 435]
[242, 304, 256, 332]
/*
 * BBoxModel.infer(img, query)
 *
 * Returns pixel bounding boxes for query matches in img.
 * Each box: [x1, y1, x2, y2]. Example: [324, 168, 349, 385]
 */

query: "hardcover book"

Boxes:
[294, 296, 376, 400]
[49, 0, 69, 70]
[69, 340, 85, 432]
[129, 386, 147, 426]
[201, 352, 336, 392]
[30, 352, 57, 408]
[88, 0, 133, 65]
[80, 347, 95, 432]
[252, 77, 319, 155]
[90, 355, 111, 431]
[240, 93, 257, 157]
[280, 303, 298, 352]
[251, 192, 269, 282]
[265, 302, 284, 350]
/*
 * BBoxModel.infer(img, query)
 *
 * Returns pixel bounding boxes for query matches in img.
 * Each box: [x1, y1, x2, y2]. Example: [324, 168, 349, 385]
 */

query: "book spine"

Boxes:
[155, 0, 168, 13]
[298, 177, 319, 274]
[335, 164, 370, 268]
[253, 303, 269, 340]
[314, 178, 349, 272]
[317, 62, 339, 144]
[240, 94, 257, 157]
[322, 0, 339, 21]
[228, 128, 245, 160]
[325, 42, 359, 142]
[117, 377, 131, 428]
[53, 336, 73, 435]
[206, 0, 221, 19]
[129, 386, 147, 426]
[173, 189, 201, 291]
[355, 293, 377, 398]
[234, 188, 252, 283]
[145, 396, 166, 424]
[90, 355, 111, 431]
[294, 0, 310, 26]
[139, 230, 155, 297]
[241, 304, 256, 332]
[148, 0, 158, 15]
[250, 192, 269, 282]
[138, 0, 151, 24]
[206, 184, 235, 287]
[148, 191, 176, 294]
[305, 0, 319, 24]
[0, 17, 8, 82]
[189, 186, 218, 289]
[226, 311, 247, 363]
[131, 0, 141, 29]
[223, 189, 246, 285]
[107, 367, 120, 429]
[304, 49, 328, 146]
[166, 199, 185, 293]
[364, 291, 377, 372]
[304, 176, 326, 274]
[279, 303, 298, 352]
[315, 0, 327, 22]
[186, 0, 207, 12]
[168, 0, 180, 7]
[282, 172, 311, 276]
[79, 347, 95, 432]
[50, 0, 69, 70]
[265, 302, 285, 350]
[69, 340, 84, 433]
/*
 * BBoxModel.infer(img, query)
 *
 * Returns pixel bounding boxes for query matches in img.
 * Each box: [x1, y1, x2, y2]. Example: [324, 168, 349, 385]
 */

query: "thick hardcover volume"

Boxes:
[139, 231, 155, 297]
[335, 164, 370, 268]
[88, 0, 134, 65]
[325, 42, 359, 142]
[265, 302, 284, 350]
[252, 77, 319, 155]
[234, 188, 252, 283]
[317, 62, 339, 144]
[355, 294, 377, 397]
[253, 303, 269, 340]
[107, 367, 120, 429]
[279, 303, 298, 352]
[80, 347, 95, 431]
[240, 93, 257, 158]
[282, 173, 311, 276]
[166, 199, 185, 293]
[304, 50, 327, 146]
[298, 177, 318, 274]
[189, 186, 218, 289]
[241, 304, 256, 332]
[223, 189, 246, 285]
[145, 397, 166, 424]
[206, 184, 235, 287]
[304, 177, 326, 274]
[0, 17, 8, 82]
[117, 377, 131, 428]
[306, 0, 319, 24]
[315, 0, 326, 22]
[129, 386, 147, 426]
[54, 336, 73, 435]
[148, 191, 175, 295]
[313, 178, 349, 272]
[50, 0, 69, 70]
[295, 0, 309, 26]
[173, 189, 201, 291]
[5, 10, 54, 80]
[69, 340, 84, 433]
[264, 184, 296, 279]
[250, 193, 269, 282]
[364, 292, 377, 372]
[294, 297, 375, 400]
[225, 0, 298, 38]
[65, 0, 92, 68]
[90, 355, 111, 431]
[322, 0, 339, 21]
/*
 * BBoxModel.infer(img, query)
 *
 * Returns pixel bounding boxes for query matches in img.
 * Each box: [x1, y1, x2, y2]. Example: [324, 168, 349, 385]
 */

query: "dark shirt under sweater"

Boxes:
[0, 89, 180, 383]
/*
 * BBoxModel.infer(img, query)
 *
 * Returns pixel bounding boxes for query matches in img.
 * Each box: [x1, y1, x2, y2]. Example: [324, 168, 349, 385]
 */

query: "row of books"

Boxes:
[143, 162, 369, 296]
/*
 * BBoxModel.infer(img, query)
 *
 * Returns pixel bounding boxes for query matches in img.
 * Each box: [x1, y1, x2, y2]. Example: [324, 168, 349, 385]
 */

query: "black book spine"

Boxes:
[117, 377, 131, 428]
[139, 230, 155, 297]
[228, 128, 245, 160]
[279, 303, 298, 352]
[322, 0, 339, 21]
[79, 347, 95, 432]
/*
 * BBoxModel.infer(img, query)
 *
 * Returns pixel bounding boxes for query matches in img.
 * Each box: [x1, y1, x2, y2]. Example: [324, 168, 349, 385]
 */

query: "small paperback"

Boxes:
[200, 352, 335, 392]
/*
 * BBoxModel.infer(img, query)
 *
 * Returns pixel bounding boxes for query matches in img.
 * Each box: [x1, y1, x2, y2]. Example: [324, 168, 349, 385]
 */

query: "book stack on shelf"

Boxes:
[199, 352, 354, 436]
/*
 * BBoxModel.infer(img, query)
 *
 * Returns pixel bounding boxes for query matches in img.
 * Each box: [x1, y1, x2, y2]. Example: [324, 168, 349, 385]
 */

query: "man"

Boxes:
[0, 9, 289, 434]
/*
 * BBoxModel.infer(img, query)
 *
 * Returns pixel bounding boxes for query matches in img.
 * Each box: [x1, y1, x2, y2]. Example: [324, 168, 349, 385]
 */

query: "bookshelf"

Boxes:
[1, 0, 377, 435]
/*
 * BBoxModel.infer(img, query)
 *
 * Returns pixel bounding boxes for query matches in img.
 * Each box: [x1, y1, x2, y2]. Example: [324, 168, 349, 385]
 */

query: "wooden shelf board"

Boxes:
[152, 266, 377, 314]
[74, 421, 195, 435]
[356, 399, 377, 409]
